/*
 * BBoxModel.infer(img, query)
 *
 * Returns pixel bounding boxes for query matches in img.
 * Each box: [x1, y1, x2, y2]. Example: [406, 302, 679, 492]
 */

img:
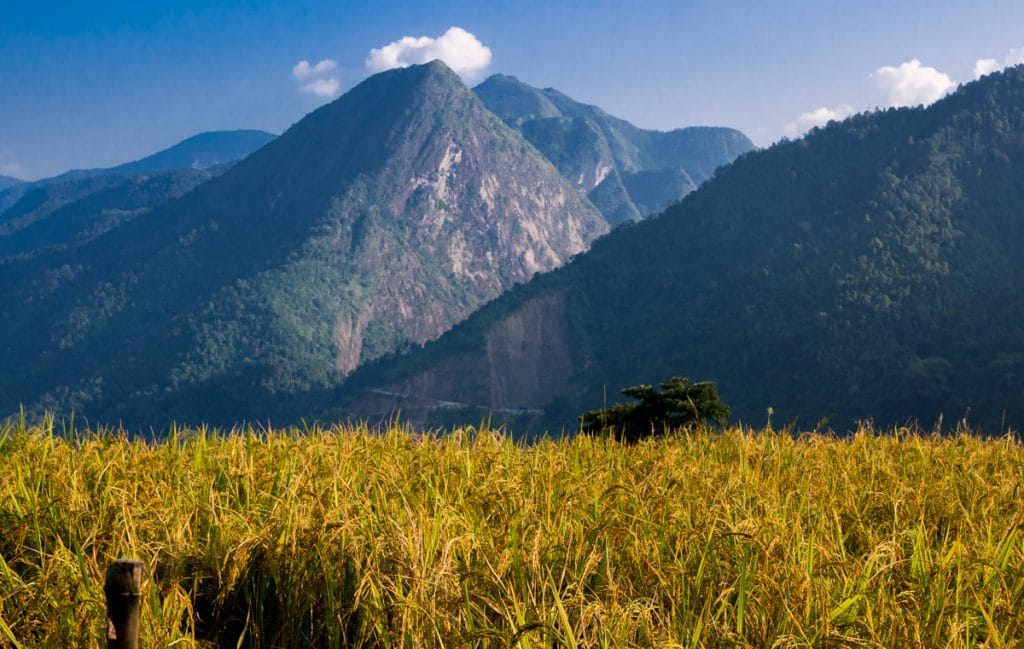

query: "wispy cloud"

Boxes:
[974, 46, 1024, 79]
[865, 59, 955, 109]
[292, 58, 341, 99]
[365, 27, 492, 82]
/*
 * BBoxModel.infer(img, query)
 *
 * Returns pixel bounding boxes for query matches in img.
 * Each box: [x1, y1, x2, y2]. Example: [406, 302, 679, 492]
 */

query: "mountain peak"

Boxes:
[369, 59, 464, 89]
[473, 74, 562, 125]
[0, 56, 608, 427]
[304, 59, 471, 130]
[478, 73, 529, 87]
[420, 58, 456, 73]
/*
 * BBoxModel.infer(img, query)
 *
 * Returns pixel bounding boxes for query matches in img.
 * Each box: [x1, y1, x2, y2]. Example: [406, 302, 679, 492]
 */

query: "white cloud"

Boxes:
[974, 58, 1001, 79]
[365, 26, 492, 81]
[779, 59, 952, 144]
[779, 59, 951, 143]
[865, 59, 955, 108]
[293, 59, 337, 80]
[777, 48, 1024, 144]
[782, 104, 855, 138]
[974, 46, 1024, 79]
[300, 77, 341, 98]
[291, 58, 341, 99]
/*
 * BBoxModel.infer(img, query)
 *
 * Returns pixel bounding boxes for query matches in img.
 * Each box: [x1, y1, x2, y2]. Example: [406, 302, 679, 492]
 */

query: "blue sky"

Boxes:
[2, 0, 1023, 179]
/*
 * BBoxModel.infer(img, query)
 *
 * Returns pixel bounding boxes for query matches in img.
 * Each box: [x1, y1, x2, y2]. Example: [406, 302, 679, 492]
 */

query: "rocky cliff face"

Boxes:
[349, 292, 574, 430]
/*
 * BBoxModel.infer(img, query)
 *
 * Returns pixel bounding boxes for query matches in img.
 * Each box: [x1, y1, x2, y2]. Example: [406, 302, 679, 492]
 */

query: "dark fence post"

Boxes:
[105, 559, 143, 649]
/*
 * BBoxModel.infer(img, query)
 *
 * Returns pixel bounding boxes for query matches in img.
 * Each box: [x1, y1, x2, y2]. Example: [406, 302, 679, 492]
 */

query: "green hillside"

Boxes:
[345, 66, 1024, 434]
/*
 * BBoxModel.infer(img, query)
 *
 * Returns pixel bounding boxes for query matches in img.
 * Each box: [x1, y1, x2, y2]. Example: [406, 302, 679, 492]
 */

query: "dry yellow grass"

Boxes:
[0, 419, 1022, 647]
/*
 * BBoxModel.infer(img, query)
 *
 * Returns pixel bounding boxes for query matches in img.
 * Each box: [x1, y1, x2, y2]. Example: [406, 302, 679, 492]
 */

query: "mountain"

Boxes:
[0, 61, 607, 428]
[49, 130, 277, 181]
[342, 65, 1024, 435]
[106, 129, 276, 174]
[0, 176, 22, 191]
[474, 74, 754, 223]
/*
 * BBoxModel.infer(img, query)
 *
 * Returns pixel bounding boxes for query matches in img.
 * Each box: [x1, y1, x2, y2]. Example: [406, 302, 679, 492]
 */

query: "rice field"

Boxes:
[0, 417, 1022, 647]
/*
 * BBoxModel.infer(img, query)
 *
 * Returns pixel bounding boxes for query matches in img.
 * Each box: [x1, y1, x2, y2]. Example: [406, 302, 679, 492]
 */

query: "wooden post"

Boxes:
[105, 559, 143, 649]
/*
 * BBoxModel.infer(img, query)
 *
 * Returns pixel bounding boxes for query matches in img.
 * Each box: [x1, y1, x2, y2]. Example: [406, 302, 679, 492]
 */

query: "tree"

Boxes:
[580, 376, 730, 442]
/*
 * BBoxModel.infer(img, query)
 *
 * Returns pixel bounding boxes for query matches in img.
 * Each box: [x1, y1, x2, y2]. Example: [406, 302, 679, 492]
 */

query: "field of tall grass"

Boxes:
[0, 418, 1022, 648]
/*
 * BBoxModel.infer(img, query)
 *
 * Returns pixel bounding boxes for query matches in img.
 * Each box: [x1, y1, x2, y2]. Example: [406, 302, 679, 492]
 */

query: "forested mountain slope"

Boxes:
[345, 66, 1024, 435]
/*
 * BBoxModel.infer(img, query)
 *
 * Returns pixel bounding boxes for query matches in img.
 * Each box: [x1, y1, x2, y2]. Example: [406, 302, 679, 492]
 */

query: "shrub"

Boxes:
[580, 376, 730, 441]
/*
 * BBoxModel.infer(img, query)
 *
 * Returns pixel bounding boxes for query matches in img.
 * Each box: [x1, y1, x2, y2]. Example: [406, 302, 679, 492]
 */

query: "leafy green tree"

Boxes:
[580, 376, 730, 442]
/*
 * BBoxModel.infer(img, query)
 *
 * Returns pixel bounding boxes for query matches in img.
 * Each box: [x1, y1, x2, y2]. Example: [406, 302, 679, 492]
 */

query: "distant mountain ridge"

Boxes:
[0, 61, 607, 428]
[474, 74, 754, 223]
[0, 169, 217, 259]
[0, 130, 277, 248]
[0, 176, 22, 191]
[48, 129, 277, 181]
[343, 65, 1024, 435]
